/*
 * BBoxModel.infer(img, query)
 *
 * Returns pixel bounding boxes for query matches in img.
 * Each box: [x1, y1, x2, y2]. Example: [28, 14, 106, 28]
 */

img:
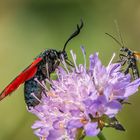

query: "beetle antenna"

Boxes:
[63, 19, 83, 52]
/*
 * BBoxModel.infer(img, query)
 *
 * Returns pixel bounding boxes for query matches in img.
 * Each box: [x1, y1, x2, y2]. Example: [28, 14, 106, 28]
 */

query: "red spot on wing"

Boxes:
[0, 57, 42, 101]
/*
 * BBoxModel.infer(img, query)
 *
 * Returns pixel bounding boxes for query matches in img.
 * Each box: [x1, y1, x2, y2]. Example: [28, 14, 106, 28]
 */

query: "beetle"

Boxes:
[0, 20, 83, 107]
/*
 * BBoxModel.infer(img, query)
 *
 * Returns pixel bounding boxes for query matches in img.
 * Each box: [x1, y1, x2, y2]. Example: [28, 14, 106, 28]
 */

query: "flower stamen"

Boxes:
[70, 50, 79, 73]
[34, 78, 49, 92]
[31, 93, 42, 103]
[107, 53, 116, 68]
[81, 46, 86, 69]
[61, 54, 69, 74]
[45, 79, 65, 92]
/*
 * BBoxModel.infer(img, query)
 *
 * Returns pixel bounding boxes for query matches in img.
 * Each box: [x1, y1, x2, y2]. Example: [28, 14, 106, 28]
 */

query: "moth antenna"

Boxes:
[105, 32, 123, 47]
[114, 20, 125, 47]
[63, 19, 83, 52]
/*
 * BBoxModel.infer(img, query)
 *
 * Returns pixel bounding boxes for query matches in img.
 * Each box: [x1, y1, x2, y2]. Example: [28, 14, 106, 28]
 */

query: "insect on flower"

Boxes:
[29, 49, 140, 140]
[105, 32, 140, 80]
[0, 20, 83, 107]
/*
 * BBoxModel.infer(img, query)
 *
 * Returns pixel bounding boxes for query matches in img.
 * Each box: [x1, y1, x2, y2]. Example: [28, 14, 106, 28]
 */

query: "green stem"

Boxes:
[97, 132, 107, 140]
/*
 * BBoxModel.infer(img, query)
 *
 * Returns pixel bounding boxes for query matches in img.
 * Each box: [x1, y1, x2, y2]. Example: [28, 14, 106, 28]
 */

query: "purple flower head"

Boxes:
[29, 48, 140, 140]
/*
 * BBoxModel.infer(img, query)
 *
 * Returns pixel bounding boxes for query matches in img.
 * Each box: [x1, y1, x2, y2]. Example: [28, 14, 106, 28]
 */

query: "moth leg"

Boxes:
[118, 54, 128, 66]
[66, 59, 74, 67]
[119, 53, 127, 59]
[124, 63, 131, 75]
[46, 63, 50, 79]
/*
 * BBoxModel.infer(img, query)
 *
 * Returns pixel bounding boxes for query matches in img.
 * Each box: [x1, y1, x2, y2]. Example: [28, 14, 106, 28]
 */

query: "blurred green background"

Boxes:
[0, 0, 140, 140]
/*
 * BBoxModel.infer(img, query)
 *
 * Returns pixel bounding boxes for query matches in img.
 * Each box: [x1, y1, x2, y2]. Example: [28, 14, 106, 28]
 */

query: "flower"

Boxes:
[29, 48, 140, 140]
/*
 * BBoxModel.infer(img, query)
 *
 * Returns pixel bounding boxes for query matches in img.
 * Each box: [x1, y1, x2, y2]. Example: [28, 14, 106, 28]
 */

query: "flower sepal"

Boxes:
[101, 115, 125, 131]
[75, 128, 85, 140]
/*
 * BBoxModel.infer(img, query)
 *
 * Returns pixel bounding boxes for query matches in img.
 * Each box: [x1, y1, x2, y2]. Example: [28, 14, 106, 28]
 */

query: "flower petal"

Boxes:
[124, 78, 140, 97]
[84, 122, 100, 136]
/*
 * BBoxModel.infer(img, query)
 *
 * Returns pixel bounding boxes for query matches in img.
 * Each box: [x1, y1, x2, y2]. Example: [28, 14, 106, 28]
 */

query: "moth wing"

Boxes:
[134, 51, 140, 61]
[0, 57, 42, 100]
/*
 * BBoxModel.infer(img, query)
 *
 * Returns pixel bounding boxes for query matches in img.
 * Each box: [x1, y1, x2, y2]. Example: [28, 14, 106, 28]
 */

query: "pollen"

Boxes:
[80, 117, 88, 125]
[47, 92, 57, 97]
